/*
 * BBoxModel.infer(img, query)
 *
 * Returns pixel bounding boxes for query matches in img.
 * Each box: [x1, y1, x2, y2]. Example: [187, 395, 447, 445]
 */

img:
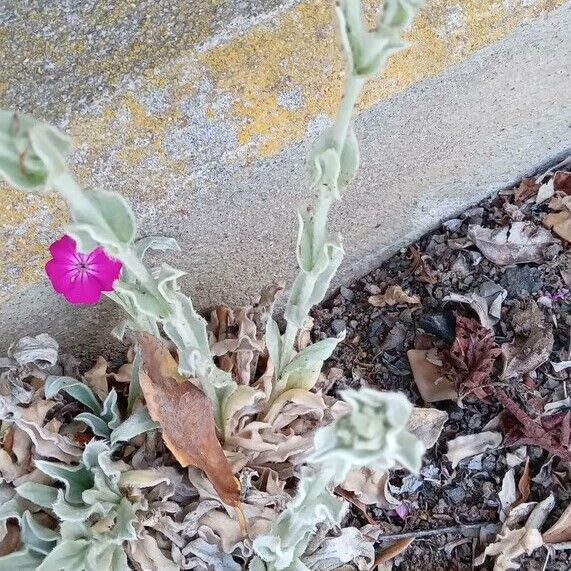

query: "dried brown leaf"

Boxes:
[553, 171, 571, 195]
[445, 431, 503, 468]
[407, 349, 457, 403]
[374, 538, 414, 566]
[501, 302, 553, 380]
[0, 521, 19, 557]
[368, 286, 420, 307]
[136, 332, 239, 507]
[440, 314, 501, 400]
[543, 502, 571, 544]
[543, 196, 571, 243]
[514, 459, 531, 507]
[514, 178, 539, 203]
[83, 356, 109, 401]
[467, 222, 554, 265]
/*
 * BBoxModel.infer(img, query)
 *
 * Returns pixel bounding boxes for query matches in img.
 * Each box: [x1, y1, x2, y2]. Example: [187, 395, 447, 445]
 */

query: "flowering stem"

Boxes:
[53, 171, 170, 317]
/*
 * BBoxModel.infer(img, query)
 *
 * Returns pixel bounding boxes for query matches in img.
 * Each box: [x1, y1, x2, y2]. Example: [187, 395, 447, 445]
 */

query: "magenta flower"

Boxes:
[45, 235, 122, 304]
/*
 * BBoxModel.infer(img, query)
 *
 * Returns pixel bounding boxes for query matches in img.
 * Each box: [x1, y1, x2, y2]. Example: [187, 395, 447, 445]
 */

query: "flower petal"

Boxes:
[89, 248, 122, 291]
[48, 235, 77, 262]
[62, 274, 102, 305]
[45, 259, 77, 294]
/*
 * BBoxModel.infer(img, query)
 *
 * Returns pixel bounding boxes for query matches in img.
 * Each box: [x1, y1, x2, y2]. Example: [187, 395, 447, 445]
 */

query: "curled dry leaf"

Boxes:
[445, 431, 503, 468]
[501, 302, 554, 380]
[475, 494, 555, 571]
[136, 332, 240, 507]
[368, 286, 420, 307]
[443, 281, 506, 330]
[514, 178, 539, 203]
[341, 468, 398, 509]
[83, 356, 109, 401]
[543, 194, 571, 243]
[406, 407, 448, 449]
[407, 349, 457, 403]
[543, 502, 571, 544]
[514, 459, 530, 507]
[467, 222, 554, 265]
[498, 469, 517, 523]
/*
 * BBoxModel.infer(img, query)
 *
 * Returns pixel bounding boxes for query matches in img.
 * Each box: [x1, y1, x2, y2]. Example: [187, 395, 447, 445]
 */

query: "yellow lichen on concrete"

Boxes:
[201, 0, 565, 155]
[0, 0, 565, 296]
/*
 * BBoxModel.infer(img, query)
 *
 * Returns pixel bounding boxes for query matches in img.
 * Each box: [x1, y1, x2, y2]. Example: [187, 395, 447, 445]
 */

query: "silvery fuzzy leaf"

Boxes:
[51, 489, 102, 522]
[335, 0, 413, 78]
[118, 469, 171, 489]
[8, 334, 58, 368]
[100, 389, 121, 430]
[16, 482, 58, 509]
[81, 440, 112, 471]
[308, 127, 359, 191]
[0, 546, 45, 569]
[112, 282, 166, 319]
[307, 388, 424, 482]
[44, 375, 101, 414]
[36, 539, 89, 571]
[282, 333, 345, 380]
[127, 349, 142, 415]
[134, 236, 180, 260]
[75, 412, 111, 438]
[110, 408, 159, 446]
[0, 110, 71, 193]
[107, 498, 137, 543]
[66, 188, 136, 253]
[265, 318, 282, 372]
[34, 461, 93, 505]
[20, 511, 58, 555]
[85, 542, 130, 571]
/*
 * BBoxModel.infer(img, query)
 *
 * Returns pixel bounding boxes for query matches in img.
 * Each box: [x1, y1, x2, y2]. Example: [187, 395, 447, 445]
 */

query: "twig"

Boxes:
[376, 521, 490, 542]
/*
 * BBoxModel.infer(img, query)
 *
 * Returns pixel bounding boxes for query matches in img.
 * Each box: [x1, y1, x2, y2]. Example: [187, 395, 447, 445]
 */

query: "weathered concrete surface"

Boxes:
[1, 0, 570, 356]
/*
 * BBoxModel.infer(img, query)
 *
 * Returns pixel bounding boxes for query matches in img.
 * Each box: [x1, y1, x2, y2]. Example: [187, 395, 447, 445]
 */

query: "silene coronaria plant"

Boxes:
[0, 1, 427, 570]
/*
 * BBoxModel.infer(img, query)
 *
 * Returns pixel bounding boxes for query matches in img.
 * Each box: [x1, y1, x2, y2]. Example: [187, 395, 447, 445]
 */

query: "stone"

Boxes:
[500, 266, 543, 299]
[331, 319, 346, 335]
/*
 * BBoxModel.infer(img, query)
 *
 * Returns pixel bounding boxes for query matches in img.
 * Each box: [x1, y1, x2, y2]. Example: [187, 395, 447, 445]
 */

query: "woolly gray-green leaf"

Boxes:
[16, 482, 58, 509]
[101, 389, 121, 430]
[127, 349, 142, 415]
[75, 412, 112, 438]
[110, 408, 160, 446]
[20, 512, 58, 555]
[0, 546, 45, 570]
[37, 540, 89, 571]
[34, 461, 93, 505]
[0, 111, 71, 193]
[265, 318, 282, 371]
[44, 375, 101, 414]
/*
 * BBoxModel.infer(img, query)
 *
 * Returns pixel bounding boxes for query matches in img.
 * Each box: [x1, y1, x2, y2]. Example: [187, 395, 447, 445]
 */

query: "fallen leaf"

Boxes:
[514, 459, 530, 507]
[374, 538, 414, 566]
[0, 520, 19, 557]
[342, 468, 399, 509]
[403, 246, 437, 284]
[553, 170, 571, 194]
[543, 502, 571, 544]
[443, 281, 506, 330]
[467, 222, 554, 265]
[514, 178, 539, 203]
[535, 179, 554, 204]
[83, 356, 109, 401]
[496, 388, 571, 462]
[368, 286, 420, 307]
[543, 195, 571, 243]
[445, 431, 503, 468]
[440, 314, 501, 400]
[407, 349, 457, 402]
[501, 302, 554, 380]
[475, 494, 554, 571]
[498, 469, 517, 523]
[136, 332, 239, 507]
[407, 407, 448, 449]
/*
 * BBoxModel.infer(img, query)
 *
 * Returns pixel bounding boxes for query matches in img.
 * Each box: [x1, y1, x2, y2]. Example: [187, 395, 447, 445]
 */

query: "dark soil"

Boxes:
[312, 166, 571, 570]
